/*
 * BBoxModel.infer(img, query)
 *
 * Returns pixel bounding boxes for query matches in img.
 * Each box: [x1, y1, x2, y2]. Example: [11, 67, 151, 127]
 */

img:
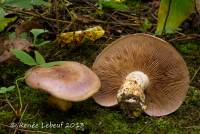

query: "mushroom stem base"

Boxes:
[118, 94, 147, 118]
[48, 96, 72, 111]
[117, 71, 149, 117]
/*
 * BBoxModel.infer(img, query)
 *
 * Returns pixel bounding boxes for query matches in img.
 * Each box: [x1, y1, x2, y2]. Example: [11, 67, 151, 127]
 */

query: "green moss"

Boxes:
[0, 111, 13, 120]
[0, 37, 199, 133]
[175, 41, 200, 55]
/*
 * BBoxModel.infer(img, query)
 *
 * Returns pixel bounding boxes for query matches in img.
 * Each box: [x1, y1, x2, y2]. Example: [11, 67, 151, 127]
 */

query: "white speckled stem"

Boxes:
[117, 71, 149, 110]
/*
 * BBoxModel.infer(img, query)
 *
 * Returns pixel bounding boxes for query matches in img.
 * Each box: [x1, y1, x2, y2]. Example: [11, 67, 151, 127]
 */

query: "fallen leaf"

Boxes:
[0, 38, 33, 63]
[57, 26, 105, 46]
[156, 0, 194, 34]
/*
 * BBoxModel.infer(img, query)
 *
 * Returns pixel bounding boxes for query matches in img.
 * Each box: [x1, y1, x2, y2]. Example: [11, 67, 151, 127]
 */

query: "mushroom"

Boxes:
[25, 61, 101, 111]
[92, 33, 189, 117]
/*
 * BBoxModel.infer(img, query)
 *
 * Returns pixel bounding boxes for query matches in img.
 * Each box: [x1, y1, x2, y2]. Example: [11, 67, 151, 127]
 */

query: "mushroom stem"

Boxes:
[117, 71, 149, 117]
[48, 96, 72, 112]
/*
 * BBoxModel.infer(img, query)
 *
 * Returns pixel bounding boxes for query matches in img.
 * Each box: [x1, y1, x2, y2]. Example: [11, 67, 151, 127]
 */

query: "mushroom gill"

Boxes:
[92, 33, 190, 117]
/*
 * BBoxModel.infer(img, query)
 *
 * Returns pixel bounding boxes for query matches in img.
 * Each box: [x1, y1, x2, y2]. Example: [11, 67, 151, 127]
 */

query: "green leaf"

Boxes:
[31, 29, 48, 38]
[0, 0, 6, 4]
[0, 16, 17, 32]
[30, 29, 48, 44]
[39, 61, 65, 68]
[0, 86, 15, 94]
[99, 0, 128, 10]
[34, 51, 46, 65]
[11, 49, 37, 66]
[4, 0, 33, 9]
[36, 40, 50, 46]
[0, 7, 5, 18]
[156, 0, 194, 35]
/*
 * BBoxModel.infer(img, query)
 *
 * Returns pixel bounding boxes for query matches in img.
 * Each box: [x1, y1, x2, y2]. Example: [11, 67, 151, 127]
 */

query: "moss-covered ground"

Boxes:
[0, 39, 199, 134]
[0, 0, 200, 133]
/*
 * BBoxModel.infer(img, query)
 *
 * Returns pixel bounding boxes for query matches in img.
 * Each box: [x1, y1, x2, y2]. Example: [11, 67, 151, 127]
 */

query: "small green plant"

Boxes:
[11, 49, 64, 68]
[139, 18, 152, 32]
[1, 49, 65, 124]
[30, 29, 50, 46]
[0, 84, 22, 118]
[0, 86, 15, 94]
[11, 49, 40, 66]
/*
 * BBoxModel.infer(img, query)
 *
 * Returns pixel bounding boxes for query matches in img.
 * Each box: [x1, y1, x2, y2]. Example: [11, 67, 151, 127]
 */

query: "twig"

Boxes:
[80, 0, 98, 9]
[184, 125, 200, 129]
[92, 19, 140, 26]
[55, 0, 60, 33]
[117, 12, 140, 20]
[169, 33, 200, 42]
[19, 104, 28, 124]
[6, 6, 140, 28]
[191, 66, 200, 82]
[15, 77, 25, 113]
[5, 7, 71, 24]
[5, 95, 17, 115]
[26, 110, 40, 120]
[136, 123, 152, 134]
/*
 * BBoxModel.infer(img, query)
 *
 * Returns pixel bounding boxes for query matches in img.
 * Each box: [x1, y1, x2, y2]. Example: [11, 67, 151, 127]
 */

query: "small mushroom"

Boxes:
[25, 61, 101, 111]
[92, 33, 189, 117]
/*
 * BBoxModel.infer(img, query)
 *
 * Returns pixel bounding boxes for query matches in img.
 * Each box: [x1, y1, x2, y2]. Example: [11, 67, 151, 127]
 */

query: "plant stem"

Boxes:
[15, 77, 25, 113]
[19, 104, 28, 123]
[5, 95, 17, 115]
[14, 104, 28, 134]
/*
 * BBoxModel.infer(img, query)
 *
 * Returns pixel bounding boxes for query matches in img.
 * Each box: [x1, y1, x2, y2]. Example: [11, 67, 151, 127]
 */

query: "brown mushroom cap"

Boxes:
[25, 61, 101, 102]
[92, 33, 189, 116]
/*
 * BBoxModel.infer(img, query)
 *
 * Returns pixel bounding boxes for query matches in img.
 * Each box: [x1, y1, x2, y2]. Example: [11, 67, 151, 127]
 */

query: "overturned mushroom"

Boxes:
[92, 33, 189, 117]
[25, 61, 101, 111]
[0, 38, 33, 63]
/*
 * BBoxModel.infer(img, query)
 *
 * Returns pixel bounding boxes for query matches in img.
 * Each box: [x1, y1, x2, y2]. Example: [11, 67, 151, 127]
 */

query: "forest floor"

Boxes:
[0, 0, 200, 134]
